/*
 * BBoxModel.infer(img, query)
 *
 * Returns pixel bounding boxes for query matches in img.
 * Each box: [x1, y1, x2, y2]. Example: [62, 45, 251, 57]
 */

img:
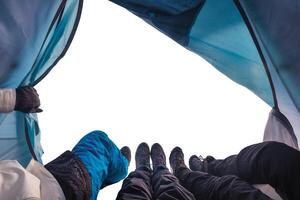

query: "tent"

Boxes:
[0, 0, 299, 175]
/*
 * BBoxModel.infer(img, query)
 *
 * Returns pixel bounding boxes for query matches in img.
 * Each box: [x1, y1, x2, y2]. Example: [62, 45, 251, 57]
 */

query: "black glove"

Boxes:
[14, 86, 43, 113]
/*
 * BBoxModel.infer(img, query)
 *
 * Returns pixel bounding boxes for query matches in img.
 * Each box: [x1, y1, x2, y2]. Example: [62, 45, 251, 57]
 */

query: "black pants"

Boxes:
[177, 168, 272, 200]
[116, 165, 196, 200]
[204, 141, 300, 200]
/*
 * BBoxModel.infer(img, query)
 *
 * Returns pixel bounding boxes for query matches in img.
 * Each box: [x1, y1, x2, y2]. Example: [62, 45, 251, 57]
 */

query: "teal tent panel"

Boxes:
[236, 0, 300, 144]
[0, 113, 32, 166]
[237, 0, 300, 112]
[0, 0, 83, 166]
[0, 1, 62, 87]
[110, 0, 204, 45]
[187, 0, 274, 106]
[22, 0, 83, 85]
[109, 0, 275, 107]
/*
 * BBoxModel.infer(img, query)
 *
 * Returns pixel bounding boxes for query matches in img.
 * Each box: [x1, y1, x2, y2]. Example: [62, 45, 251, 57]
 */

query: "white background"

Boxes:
[36, 1, 270, 199]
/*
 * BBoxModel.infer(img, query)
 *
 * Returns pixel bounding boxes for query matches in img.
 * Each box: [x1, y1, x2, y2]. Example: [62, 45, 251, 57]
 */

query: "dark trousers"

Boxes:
[205, 142, 300, 200]
[116, 166, 196, 200]
[177, 168, 272, 200]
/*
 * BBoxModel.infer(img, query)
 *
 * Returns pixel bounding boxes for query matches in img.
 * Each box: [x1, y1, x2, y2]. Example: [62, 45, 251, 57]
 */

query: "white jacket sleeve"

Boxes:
[0, 88, 16, 113]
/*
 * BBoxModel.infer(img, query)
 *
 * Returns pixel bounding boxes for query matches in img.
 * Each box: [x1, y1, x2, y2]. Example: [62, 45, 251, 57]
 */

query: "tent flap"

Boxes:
[0, 0, 83, 166]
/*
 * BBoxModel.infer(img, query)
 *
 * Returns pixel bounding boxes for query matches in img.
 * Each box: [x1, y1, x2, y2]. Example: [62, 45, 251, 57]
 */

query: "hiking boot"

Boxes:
[169, 147, 187, 174]
[120, 146, 131, 165]
[189, 155, 203, 171]
[151, 143, 166, 170]
[205, 155, 216, 163]
[135, 142, 151, 169]
[189, 155, 215, 172]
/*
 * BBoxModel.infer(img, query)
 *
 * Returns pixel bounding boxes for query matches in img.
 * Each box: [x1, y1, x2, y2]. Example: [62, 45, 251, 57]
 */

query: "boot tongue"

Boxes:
[135, 147, 150, 168]
[154, 155, 166, 166]
[170, 149, 186, 172]
[152, 149, 166, 168]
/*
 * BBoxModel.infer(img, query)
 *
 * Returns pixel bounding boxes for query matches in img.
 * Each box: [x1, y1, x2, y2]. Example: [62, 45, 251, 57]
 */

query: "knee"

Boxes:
[264, 141, 289, 148]
[264, 141, 300, 159]
[72, 130, 113, 154]
[87, 130, 109, 140]
[81, 130, 112, 146]
[264, 141, 300, 170]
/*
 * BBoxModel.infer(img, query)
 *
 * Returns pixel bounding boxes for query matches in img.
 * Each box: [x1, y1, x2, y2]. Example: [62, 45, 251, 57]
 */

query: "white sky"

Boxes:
[36, 1, 270, 199]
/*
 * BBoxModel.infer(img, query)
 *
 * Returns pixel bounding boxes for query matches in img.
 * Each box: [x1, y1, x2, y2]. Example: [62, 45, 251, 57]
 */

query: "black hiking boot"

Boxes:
[169, 147, 188, 175]
[189, 155, 203, 171]
[151, 143, 166, 170]
[189, 155, 215, 172]
[120, 146, 131, 165]
[205, 155, 216, 163]
[135, 142, 151, 169]
[169, 147, 191, 182]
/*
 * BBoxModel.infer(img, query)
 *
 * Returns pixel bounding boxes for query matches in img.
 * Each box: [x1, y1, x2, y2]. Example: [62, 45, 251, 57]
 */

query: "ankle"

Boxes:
[137, 165, 152, 173]
[175, 166, 190, 183]
[153, 164, 167, 172]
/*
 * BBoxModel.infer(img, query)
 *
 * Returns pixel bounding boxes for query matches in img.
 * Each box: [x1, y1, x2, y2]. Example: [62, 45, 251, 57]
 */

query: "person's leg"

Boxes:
[117, 143, 153, 200]
[151, 143, 196, 200]
[190, 142, 300, 200]
[170, 147, 272, 200]
[117, 167, 152, 200]
[189, 154, 239, 177]
[71, 131, 129, 200]
[180, 170, 272, 200]
[45, 131, 130, 200]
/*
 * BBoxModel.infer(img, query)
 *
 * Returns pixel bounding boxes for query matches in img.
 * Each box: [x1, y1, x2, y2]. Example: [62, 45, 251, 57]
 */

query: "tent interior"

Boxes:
[0, 1, 299, 199]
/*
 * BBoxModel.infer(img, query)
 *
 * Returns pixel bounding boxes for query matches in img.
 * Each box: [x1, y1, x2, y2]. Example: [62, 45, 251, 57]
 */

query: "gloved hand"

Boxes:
[14, 86, 43, 113]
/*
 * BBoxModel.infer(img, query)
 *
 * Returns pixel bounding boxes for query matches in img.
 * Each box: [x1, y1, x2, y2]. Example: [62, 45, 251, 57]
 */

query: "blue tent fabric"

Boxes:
[235, 0, 300, 147]
[110, 0, 300, 147]
[72, 131, 129, 200]
[0, 0, 83, 166]
[110, 0, 205, 45]
[187, 0, 274, 106]
[237, 0, 300, 111]
[109, 0, 274, 107]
